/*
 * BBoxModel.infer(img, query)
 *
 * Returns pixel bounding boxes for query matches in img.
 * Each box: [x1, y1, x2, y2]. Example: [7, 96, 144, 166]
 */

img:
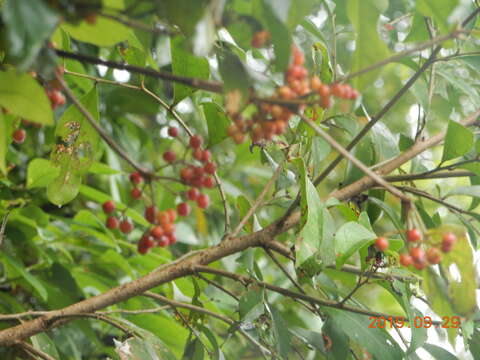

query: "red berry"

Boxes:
[180, 167, 195, 182]
[406, 228, 422, 243]
[138, 241, 149, 254]
[131, 187, 142, 199]
[349, 88, 359, 100]
[441, 232, 456, 253]
[150, 226, 164, 239]
[442, 232, 456, 247]
[193, 148, 203, 161]
[201, 150, 211, 163]
[193, 166, 205, 178]
[292, 47, 304, 66]
[189, 135, 202, 149]
[310, 76, 322, 91]
[167, 209, 177, 223]
[413, 258, 427, 270]
[426, 247, 442, 265]
[106, 216, 119, 229]
[409, 247, 425, 261]
[197, 194, 210, 209]
[177, 202, 191, 216]
[168, 127, 179, 137]
[12, 129, 26, 144]
[102, 200, 115, 214]
[374, 237, 389, 252]
[204, 162, 216, 174]
[331, 83, 346, 98]
[163, 222, 175, 235]
[192, 177, 204, 188]
[119, 219, 133, 234]
[163, 150, 176, 163]
[187, 188, 200, 201]
[203, 176, 215, 188]
[47, 89, 66, 109]
[138, 234, 154, 254]
[129, 172, 143, 185]
[157, 211, 170, 226]
[399, 253, 413, 267]
[277, 86, 294, 99]
[142, 234, 155, 248]
[145, 206, 157, 224]
[166, 233, 177, 245]
[157, 235, 169, 247]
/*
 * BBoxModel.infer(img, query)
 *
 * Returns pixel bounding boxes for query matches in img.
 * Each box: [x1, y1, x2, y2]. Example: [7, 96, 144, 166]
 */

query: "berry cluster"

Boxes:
[373, 228, 457, 270]
[398, 229, 457, 270]
[99, 127, 216, 254]
[226, 45, 359, 145]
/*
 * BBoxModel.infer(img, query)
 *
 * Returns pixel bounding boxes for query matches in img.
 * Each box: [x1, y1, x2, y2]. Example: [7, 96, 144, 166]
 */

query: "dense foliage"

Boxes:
[1, 0, 480, 359]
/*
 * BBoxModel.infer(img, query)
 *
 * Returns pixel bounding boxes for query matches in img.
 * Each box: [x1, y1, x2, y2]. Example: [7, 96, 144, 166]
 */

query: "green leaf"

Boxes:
[239, 287, 264, 322]
[1, 253, 48, 301]
[312, 41, 333, 83]
[0, 69, 54, 125]
[171, 36, 210, 104]
[202, 102, 230, 147]
[156, 0, 209, 38]
[269, 306, 291, 357]
[294, 158, 324, 266]
[323, 308, 404, 360]
[236, 195, 254, 233]
[260, 0, 292, 71]
[446, 185, 480, 199]
[2, 0, 59, 70]
[423, 343, 457, 360]
[115, 330, 177, 360]
[217, 47, 251, 102]
[346, 0, 390, 90]
[0, 113, 14, 175]
[26, 158, 60, 189]
[344, 136, 375, 186]
[335, 222, 377, 269]
[404, 13, 430, 43]
[62, 17, 131, 47]
[47, 87, 99, 205]
[31, 333, 60, 359]
[442, 121, 474, 161]
[416, 0, 459, 34]
[286, 0, 317, 30]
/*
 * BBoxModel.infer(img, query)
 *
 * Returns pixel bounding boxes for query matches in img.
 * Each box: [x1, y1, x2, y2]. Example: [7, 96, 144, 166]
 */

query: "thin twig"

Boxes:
[195, 272, 240, 301]
[385, 170, 476, 182]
